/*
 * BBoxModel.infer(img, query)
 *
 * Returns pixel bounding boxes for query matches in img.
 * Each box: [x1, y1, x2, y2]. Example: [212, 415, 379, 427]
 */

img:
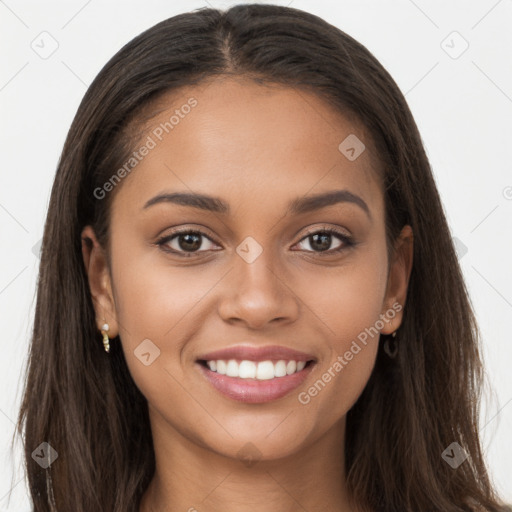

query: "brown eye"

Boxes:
[156, 230, 219, 255]
[176, 232, 202, 252]
[295, 228, 354, 254]
[304, 232, 338, 252]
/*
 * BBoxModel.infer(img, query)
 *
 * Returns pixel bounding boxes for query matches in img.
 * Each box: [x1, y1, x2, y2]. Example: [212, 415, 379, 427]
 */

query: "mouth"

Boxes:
[196, 345, 317, 404]
[199, 358, 313, 378]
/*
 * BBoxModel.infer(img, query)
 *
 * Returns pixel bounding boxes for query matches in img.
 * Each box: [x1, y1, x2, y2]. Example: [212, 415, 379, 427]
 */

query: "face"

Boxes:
[82, 77, 412, 463]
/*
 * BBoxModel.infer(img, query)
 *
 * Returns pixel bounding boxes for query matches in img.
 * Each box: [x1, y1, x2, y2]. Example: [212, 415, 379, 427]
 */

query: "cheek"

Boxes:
[305, 246, 389, 347]
[295, 249, 388, 418]
[108, 239, 216, 393]
[110, 240, 216, 344]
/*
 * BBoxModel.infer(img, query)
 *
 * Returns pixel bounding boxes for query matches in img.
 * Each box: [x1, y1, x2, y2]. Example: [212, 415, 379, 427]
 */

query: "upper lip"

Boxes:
[197, 345, 316, 363]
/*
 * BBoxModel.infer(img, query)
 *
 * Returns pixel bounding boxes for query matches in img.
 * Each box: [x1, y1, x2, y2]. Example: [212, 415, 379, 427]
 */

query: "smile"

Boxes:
[205, 359, 307, 379]
[196, 345, 316, 404]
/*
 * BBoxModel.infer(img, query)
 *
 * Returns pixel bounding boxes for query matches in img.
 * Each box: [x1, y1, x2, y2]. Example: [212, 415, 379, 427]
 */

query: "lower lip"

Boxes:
[198, 362, 314, 404]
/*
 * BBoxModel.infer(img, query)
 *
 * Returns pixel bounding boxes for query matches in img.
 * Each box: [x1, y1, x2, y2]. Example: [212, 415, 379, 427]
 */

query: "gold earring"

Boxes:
[101, 322, 110, 353]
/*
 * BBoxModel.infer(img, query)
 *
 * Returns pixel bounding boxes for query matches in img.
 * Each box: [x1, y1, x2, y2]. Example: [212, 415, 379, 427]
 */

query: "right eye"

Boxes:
[156, 229, 220, 256]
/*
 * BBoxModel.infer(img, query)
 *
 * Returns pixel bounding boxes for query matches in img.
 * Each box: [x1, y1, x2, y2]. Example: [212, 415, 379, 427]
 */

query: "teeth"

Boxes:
[226, 359, 239, 377]
[239, 360, 256, 379]
[286, 360, 297, 375]
[274, 360, 287, 377]
[256, 360, 274, 380]
[205, 359, 309, 379]
[216, 360, 227, 375]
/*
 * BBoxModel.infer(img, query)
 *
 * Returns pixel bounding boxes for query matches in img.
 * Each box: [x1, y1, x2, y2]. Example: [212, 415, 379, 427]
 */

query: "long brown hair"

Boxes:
[14, 4, 508, 511]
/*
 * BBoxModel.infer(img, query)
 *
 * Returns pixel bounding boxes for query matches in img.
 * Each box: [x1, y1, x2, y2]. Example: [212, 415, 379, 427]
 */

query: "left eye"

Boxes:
[295, 229, 351, 253]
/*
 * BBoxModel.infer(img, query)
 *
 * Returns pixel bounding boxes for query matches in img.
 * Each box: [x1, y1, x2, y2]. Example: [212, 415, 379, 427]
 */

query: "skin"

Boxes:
[81, 76, 413, 512]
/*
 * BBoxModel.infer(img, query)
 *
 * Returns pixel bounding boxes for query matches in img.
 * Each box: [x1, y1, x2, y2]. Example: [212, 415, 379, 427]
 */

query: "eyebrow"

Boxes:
[142, 189, 371, 219]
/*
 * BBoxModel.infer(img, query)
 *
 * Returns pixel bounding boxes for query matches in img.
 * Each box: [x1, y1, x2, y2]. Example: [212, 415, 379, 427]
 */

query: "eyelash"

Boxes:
[155, 226, 355, 258]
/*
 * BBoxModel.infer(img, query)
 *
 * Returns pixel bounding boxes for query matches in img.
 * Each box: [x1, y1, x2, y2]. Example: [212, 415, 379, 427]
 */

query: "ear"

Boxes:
[380, 224, 413, 335]
[81, 225, 118, 337]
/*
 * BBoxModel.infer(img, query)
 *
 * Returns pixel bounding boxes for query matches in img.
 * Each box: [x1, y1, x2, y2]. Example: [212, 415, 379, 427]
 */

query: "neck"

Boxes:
[139, 410, 363, 512]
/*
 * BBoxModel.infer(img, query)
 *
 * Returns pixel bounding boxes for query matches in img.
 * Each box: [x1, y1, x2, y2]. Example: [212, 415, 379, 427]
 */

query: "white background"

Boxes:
[1, 0, 511, 509]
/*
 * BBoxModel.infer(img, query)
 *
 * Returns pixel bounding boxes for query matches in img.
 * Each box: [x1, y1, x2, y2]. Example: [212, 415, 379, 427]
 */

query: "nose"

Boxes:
[217, 248, 300, 330]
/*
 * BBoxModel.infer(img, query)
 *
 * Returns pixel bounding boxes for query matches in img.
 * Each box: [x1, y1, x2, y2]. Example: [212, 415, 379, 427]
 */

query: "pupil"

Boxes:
[311, 233, 331, 252]
[179, 233, 201, 251]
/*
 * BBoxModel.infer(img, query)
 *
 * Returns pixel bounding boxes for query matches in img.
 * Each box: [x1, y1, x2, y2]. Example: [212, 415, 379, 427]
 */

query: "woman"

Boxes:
[15, 4, 508, 511]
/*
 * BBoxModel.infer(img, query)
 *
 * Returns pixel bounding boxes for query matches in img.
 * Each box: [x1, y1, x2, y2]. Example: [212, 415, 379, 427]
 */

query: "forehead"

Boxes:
[113, 76, 383, 217]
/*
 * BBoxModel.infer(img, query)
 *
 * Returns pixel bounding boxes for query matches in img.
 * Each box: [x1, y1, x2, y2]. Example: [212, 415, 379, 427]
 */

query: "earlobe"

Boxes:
[81, 225, 119, 337]
[381, 224, 414, 335]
